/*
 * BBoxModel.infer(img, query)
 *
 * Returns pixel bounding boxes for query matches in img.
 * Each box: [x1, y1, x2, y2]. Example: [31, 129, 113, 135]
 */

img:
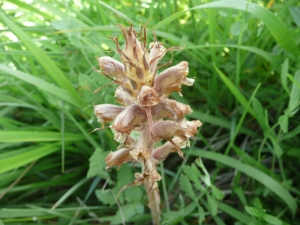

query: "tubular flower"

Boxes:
[94, 25, 202, 225]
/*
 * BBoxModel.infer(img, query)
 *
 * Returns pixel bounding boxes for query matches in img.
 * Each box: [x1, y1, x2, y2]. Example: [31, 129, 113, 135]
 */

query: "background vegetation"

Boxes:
[0, 0, 299, 224]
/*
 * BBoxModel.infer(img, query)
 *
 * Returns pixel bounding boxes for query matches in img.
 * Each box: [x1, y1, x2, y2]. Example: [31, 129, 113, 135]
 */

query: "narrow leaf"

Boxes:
[198, 206, 205, 224]
[0, 11, 78, 95]
[190, 149, 297, 215]
[278, 115, 289, 133]
[245, 206, 265, 218]
[263, 214, 283, 225]
[218, 202, 252, 224]
[179, 174, 195, 199]
[214, 64, 255, 118]
[206, 193, 218, 216]
[153, 1, 299, 56]
[288, 70, 300, 115]
[289, 6, 300, 28]
[0, 64, 86, 108]
[195, 158, 211, 187]
[280, 59, 289, 94]
[211, 185, 224, 201]
[252, 97, 269, 132]
[267, 135, 283, 157]
[0, 131, 84, 142]
[0, 144, 60, 174]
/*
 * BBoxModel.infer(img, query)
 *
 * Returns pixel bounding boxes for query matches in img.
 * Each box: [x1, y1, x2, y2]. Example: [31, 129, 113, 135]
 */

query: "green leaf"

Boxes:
[183, 44, 276, 64]
[0, 131, 84, 142]
[52, 19, 85, 49]
[245, 206, 265, 218]
[87, 148, 109, 179]
[206, 193, 218, 216]
[51, 177, 89, 209]
[263, 214, 283, 225]
[280, 59, 289, 94]
[288, 70, 300, 115]
[182, 165, 203, 191]
[289, 6, 300, 28]
[230, 21, 246, 36]
[181, 202, 197, 218]
[214, 64, 255, 118]
[278, 115, 289, 133]
[267, 135, 283, 157]
[233, 185, 248, 206]
[153, 1, 299, 56]
[287, 148, 300, 157]
[0, 10, 78, 96]
[211, 185, 224, 201]
[195, 158, 211, 187]
[179, 174, 195, 199]
[0, 144, 60, 174]
[190, 110, 255, 136]
[190, 149, 297, 215]
[0, 64, 86, 108]
[253, 198, 263, 210]
[282, 124, 300, 140]
[98, 1, 138, 26]
[95, 188, 115, 206]
[110, 202, 144, 224]
[198, 206, 205, 224]
[218, 202, 253, 224]
[115, 164, 135, 190]
[123, 186, 143, 202]
[252, 97, 270, 132]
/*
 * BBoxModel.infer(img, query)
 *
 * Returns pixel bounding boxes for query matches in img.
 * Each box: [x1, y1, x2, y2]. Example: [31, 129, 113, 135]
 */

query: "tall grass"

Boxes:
[0, 0, 299, 224]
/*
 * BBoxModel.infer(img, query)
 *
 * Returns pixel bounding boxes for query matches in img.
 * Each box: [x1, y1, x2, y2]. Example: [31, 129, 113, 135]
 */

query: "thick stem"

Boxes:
[145, 180, 161, 225]
[142, 142, 161, 224]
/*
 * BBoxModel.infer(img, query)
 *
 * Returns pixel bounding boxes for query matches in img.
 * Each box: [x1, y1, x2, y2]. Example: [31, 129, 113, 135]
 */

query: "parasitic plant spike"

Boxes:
[94, 25, 202, 225]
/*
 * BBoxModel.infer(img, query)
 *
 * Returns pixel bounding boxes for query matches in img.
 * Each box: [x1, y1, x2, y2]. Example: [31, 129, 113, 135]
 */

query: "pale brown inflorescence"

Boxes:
[94, 25, 202, 225]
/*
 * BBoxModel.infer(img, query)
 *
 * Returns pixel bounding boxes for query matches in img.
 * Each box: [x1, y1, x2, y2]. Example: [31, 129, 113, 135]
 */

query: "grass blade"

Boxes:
[214, 64, 255, 117]
[0, 10, 78, 96]
[0, 64, 86, 108]
[190, 149, 297, 215]
[0, 131, 84, 142]
[0, 144, 60, 174]
[153, 0, 299, 56]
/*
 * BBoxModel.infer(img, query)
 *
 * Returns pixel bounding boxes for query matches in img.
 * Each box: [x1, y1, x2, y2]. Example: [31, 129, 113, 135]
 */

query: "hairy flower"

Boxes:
[94, 24, 202, 225]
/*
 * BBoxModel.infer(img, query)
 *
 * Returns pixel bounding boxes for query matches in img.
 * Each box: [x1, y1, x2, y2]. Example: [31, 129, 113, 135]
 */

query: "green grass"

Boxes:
[1, 0, 300, 224]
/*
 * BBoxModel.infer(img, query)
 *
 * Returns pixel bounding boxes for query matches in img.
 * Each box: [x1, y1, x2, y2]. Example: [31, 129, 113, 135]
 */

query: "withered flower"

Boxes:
[94, 24, 202, 225]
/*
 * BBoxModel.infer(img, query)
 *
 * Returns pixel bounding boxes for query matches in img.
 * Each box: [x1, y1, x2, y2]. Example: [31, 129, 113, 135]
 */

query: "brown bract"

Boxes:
[93, 24, 202, 225]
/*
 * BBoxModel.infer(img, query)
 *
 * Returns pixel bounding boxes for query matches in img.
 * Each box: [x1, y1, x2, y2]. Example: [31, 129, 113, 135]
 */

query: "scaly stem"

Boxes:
[145, 180, 161, 225]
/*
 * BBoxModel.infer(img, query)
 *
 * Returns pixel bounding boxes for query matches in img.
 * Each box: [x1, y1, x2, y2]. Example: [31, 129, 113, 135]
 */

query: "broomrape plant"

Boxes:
[94, 25, 201, 224]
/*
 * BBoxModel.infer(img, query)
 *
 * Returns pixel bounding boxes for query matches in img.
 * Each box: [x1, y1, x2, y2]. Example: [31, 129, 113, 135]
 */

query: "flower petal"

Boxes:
[154, 61, 194, 97]
[106, 147, 135, 168]
[151, 99, 192, 122]
[115, 86, 136, 106]
[138, 85, 159, 107]
[98, 56, 125, 80]
[153, 121, 187, 141]
[94, 104, 124, 127]
[152, 137, 182, 163]
[113, 104, 147, 134]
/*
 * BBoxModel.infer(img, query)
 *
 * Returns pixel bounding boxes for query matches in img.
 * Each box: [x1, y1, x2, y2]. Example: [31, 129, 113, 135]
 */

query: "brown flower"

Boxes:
[93, 25, 202, 225]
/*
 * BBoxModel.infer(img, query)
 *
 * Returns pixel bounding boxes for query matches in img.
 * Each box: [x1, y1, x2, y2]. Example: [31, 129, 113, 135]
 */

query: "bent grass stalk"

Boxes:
[94, 25, 201, 224]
